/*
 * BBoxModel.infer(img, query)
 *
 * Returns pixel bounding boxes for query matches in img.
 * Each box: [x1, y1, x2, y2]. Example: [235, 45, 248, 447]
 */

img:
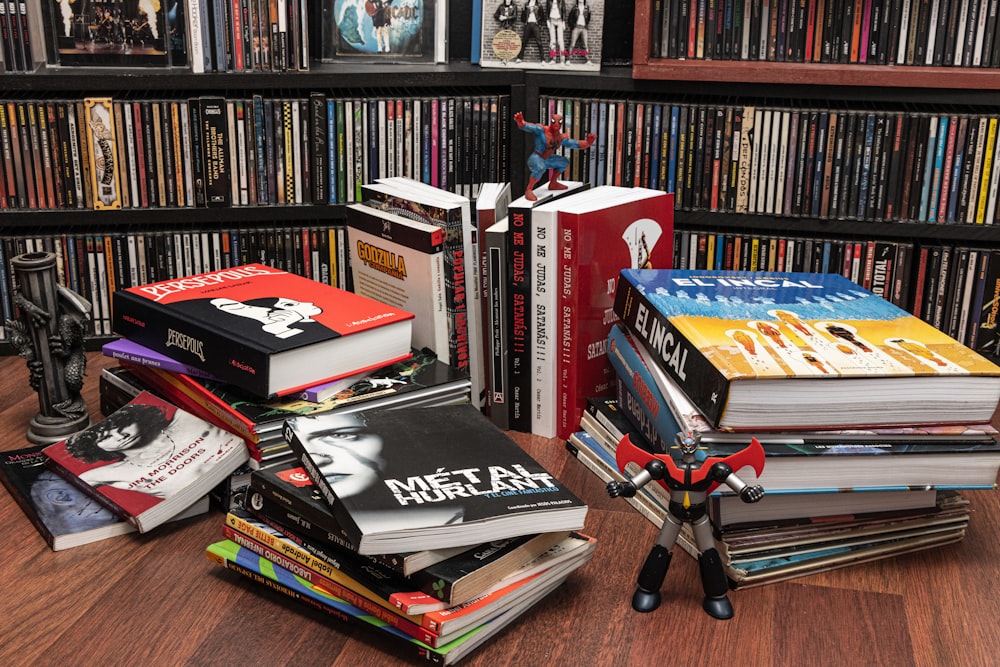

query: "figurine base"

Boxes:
[27, 412, 91, 445]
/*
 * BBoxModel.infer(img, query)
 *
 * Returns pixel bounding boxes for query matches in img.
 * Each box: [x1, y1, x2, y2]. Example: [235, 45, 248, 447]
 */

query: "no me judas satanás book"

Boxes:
[282, 403, 588, 555]
[111, 264, 415, 398]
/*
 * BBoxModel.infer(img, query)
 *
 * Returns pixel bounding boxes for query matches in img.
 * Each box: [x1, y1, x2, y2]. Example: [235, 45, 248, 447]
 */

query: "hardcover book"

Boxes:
[111, 263, 415, 399]
[606, 324, 1000, 491]
[42, 391, 248, 533]
[283, 403, 588, 554]
[246, 460, 468, 574]
[614, 269, 1000, 430]
[346, 202, 449, 361]
[0, 443, 208, 550]
[122, 348, 469, 446]
[552, 186, 674, 440]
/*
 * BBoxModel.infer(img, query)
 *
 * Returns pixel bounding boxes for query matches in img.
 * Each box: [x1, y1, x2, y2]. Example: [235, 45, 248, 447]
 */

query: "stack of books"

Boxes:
[101, 263, 472, 471]
[568, 268, 1000, 588]
[0, 391, 250, 550]
[481, 183, 675, 439]
[206, 403, 594, 664]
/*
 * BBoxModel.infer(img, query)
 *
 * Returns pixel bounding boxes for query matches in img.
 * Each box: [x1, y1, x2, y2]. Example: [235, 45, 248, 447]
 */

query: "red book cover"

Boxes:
[43, 391, 248, 533]
[557, 186, 674, 440]
[111, 264, 414, 398]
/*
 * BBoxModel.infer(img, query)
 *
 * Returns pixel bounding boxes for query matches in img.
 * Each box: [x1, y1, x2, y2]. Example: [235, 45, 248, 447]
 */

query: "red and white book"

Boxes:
[556, 186, 674, 440]
[111, 264, 414, 398]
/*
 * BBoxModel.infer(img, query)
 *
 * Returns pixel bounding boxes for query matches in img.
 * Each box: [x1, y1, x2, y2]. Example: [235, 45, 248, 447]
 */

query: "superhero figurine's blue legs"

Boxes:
[631, 512, 734, 618]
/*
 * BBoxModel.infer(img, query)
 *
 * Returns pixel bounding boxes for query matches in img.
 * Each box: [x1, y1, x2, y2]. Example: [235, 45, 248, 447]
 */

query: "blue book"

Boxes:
[667, 105, 680, 194]
[927, 115, 951, 222]
[612, 269, 1000, 433]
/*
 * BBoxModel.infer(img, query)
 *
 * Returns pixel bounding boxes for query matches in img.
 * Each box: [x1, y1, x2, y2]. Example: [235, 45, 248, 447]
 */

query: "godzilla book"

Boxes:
[283, 403, 588, 554]
[111, 263, 414, 398]
[41, 391, 247, 533]
[613, 269, 1000, 430]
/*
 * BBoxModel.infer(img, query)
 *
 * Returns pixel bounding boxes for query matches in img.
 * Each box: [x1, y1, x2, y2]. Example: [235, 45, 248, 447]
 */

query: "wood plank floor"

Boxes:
[1, 352, 997, 666]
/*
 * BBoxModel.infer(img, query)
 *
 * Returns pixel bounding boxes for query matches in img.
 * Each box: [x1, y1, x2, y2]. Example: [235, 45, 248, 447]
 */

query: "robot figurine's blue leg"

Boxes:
[631, 513, 682, 612]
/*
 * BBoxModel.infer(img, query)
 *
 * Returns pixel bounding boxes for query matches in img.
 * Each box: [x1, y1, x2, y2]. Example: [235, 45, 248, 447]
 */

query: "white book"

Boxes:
[345, 204, 449, 360]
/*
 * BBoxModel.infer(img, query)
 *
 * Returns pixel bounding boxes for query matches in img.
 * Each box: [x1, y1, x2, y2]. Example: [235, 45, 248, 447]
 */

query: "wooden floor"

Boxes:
[2, 352, 998, 667]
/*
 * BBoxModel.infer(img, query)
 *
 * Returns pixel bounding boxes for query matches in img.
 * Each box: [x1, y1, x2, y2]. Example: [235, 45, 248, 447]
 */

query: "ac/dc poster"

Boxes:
[321, 0, 440, 63]
[46, 0, 171, 67]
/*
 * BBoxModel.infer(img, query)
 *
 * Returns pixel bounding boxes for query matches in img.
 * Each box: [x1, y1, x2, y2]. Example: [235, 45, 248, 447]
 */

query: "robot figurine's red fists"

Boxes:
[607, 480, 637, 498]
[740, 484, 765, 503]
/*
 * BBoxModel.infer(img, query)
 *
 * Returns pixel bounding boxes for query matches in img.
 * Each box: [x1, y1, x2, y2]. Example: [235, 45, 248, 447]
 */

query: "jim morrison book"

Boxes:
[42, 391, 249, 533]
[111, 264, 415, 398]
[283, 403, 588, 554]
[613, 270, 1000, 431]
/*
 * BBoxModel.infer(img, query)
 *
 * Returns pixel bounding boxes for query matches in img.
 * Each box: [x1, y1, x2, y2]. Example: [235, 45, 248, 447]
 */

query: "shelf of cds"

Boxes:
[633, 0, 1000, 89]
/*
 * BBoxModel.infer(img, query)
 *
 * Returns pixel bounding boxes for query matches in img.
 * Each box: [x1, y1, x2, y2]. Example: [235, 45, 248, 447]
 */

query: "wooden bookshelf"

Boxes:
[631, 0, 1000, 90]
[1, 352, 998, 666]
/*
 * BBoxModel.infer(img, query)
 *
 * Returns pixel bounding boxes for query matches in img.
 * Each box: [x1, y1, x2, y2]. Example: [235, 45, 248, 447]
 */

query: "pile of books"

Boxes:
[100, 261, 472, 472]
[480, 182, 675, 439]
[207, 403, 594, 664]
[568, 268, 1000, 589]
[0, 391, 250, 550]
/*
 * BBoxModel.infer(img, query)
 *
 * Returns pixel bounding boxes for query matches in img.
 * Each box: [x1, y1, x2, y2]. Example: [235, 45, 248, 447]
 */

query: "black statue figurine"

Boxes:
[6, 252, 92, 443]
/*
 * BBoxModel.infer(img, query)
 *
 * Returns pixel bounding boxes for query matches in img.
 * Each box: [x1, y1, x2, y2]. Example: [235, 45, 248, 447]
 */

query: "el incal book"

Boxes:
[111, 264, 415, 398]
[613, 270, 1000, 431]
[282, 403, 588, 554]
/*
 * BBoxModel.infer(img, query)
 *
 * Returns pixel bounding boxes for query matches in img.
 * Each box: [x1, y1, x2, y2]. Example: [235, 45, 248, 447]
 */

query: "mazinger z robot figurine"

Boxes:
[607, 431, 765, 619]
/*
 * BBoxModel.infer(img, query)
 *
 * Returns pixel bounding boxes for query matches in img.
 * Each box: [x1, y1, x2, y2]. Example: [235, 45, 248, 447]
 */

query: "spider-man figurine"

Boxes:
[607, 431, 765, 619]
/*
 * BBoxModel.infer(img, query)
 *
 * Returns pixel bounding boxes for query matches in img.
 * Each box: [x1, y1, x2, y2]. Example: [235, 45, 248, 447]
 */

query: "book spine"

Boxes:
[613, 273, 732, 428]
[607, 325, 678, 454]
[281, 420, 365, 548]
[507, 202, 532, 433]
[220, 516, 439, 645]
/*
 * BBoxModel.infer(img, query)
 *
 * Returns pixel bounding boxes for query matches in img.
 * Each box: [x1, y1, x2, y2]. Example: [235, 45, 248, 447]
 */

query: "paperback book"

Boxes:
[0, 443, 208, 550]
[283, 403, 588, 554]
[613, 269, 1000, 430]
[206, 535, 588, 665]
[42, 391, 248, 533]
[111, 264, 415, 398]
[345, 202, 449, 361]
